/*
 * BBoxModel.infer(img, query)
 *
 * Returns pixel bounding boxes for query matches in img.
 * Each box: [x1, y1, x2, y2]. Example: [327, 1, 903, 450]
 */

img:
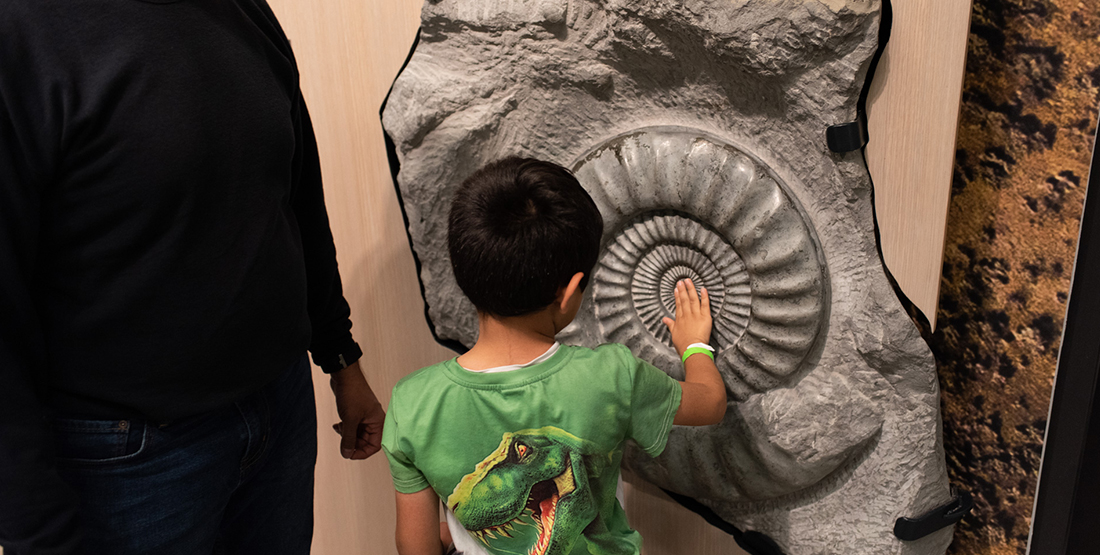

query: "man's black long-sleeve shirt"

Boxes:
[0, 0, 361, 551]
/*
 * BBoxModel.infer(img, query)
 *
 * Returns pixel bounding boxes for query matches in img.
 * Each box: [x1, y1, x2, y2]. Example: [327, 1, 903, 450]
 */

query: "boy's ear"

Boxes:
[558, 272, 585, 312]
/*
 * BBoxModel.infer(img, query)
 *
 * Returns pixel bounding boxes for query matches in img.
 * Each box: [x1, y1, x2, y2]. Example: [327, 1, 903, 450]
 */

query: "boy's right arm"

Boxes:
[662, 278, 727, 426]
[395, 487, 446, 555]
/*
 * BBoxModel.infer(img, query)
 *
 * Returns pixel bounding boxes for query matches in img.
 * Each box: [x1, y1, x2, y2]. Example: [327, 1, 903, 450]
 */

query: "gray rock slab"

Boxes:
[382, 1, 954, 553]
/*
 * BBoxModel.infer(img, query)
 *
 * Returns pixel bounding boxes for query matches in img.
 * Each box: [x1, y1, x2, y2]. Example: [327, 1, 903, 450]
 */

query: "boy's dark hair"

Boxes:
[448, 157, 604, 317]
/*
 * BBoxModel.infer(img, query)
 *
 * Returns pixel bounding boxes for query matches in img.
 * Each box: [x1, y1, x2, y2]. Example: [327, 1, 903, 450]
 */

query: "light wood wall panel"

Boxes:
[262, 1, 969, 554]
[865, 0, 973, 328]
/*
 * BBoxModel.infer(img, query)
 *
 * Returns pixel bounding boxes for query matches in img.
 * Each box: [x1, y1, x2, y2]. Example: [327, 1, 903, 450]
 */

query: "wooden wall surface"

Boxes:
[866, 0, 973, 328]
[260, 1, 972, 554]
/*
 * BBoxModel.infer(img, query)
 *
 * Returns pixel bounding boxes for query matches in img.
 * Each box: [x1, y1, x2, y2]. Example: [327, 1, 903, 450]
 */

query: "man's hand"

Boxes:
[329, 362, 385, 460]
[661, 278, 713, 355]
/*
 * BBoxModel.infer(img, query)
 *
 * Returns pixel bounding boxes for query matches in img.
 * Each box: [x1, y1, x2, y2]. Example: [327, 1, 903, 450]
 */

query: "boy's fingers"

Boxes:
[673, 281, 684, 320]
[684, 278, 699, 307]
[701, 287, 711, 317]
[662, 316, 675, 331]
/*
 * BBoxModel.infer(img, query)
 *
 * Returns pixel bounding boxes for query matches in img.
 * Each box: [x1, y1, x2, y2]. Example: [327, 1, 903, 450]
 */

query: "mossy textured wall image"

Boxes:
[931, 0, 1098, 553]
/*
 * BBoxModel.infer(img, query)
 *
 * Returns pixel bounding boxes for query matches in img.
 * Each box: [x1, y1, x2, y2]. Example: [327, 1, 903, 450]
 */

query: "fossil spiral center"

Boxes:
[658, 264, 704, 314]
[594, 215, 751, 352]
[633, 245, 729, 347]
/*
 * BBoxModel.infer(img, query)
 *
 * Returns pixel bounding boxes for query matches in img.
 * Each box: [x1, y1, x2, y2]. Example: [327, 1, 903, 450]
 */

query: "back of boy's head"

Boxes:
[448, 157, 604, 318]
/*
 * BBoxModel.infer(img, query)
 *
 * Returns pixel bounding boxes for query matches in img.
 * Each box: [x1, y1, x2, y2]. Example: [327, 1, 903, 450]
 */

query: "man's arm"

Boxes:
[395, 488, 446, 555]
[0, 20, 82, 551]
[287, 92, 385, 459]
[662, 278, 727, 426]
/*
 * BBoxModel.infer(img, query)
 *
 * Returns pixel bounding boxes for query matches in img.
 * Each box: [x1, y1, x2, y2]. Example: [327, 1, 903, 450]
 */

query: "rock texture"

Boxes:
[382, 1, 953, 553]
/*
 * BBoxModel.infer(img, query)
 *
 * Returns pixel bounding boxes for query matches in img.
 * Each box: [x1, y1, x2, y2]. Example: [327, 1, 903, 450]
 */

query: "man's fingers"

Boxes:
[662, 316, 675, 332]
[329, 370, 386, 461]
[349, 424, 384, 459]
[339, 416, 361, 459]
[361, 430, 383, 458]
[701, 287, 711, 317]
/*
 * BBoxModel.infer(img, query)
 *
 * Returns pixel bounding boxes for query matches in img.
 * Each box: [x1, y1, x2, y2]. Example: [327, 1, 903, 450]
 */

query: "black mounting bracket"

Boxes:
[893, 490, 974, 541]
[826, 113, 869, 153]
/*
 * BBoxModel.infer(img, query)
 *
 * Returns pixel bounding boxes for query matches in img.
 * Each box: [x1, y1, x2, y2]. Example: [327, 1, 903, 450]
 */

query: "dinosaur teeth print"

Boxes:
[529, 492, 559, 555]
[526, 507, 544, 535]
[449, 428, 601, 555]
[481, 522, 514, 539]
[470, 511, 529, 544]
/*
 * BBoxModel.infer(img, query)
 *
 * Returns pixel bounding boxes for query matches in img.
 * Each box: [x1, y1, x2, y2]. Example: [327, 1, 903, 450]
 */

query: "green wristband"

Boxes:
[681, 346, 715, 364]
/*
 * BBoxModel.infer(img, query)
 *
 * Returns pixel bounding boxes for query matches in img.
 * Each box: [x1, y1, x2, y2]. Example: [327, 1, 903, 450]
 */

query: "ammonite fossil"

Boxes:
[563, 128, 827, 401]
[381, 1, 954, 553]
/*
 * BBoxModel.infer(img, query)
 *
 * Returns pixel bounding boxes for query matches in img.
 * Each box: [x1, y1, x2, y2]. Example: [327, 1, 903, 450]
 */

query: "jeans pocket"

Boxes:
[50, 418, 147, 464]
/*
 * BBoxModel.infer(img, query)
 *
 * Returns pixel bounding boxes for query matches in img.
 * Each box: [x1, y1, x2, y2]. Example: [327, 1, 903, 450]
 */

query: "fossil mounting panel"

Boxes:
[382, 1, 953, 553]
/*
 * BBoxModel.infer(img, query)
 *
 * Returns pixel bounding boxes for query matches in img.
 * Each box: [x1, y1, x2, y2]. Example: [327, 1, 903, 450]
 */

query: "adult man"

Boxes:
[0, 0, 384, 553]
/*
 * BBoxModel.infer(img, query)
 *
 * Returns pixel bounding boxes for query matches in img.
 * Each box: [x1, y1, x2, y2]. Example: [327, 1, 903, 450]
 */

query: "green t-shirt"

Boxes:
[382, 343, 682, 555]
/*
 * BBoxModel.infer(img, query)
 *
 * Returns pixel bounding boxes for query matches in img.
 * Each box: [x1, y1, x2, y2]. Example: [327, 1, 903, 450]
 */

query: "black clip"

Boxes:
[893, 490, 974, 541]
[826, 114, 868, 153]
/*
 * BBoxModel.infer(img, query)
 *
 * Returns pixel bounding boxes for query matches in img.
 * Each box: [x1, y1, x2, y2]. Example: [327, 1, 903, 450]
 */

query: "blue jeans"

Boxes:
[48, 355, 317, 555]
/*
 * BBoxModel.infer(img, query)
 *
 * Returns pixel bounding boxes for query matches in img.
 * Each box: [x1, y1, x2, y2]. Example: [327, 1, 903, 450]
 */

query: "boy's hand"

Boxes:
[661, 278, 713, 355]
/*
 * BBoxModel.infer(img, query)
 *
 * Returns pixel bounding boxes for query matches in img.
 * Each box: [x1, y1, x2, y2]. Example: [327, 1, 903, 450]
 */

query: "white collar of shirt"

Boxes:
[458, 342, 560, 374]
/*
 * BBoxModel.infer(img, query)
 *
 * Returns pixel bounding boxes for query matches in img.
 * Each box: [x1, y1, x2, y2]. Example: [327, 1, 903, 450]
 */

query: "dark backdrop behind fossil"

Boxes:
[928, 0, 1098, 553]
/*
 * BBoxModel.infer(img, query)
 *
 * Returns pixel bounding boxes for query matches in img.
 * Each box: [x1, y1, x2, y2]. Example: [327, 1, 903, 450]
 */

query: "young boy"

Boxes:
[381, 157, 727, 555]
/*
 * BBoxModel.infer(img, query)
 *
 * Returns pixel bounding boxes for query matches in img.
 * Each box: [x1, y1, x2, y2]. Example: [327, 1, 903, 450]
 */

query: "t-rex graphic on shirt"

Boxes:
[447, 426, 613, 555]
